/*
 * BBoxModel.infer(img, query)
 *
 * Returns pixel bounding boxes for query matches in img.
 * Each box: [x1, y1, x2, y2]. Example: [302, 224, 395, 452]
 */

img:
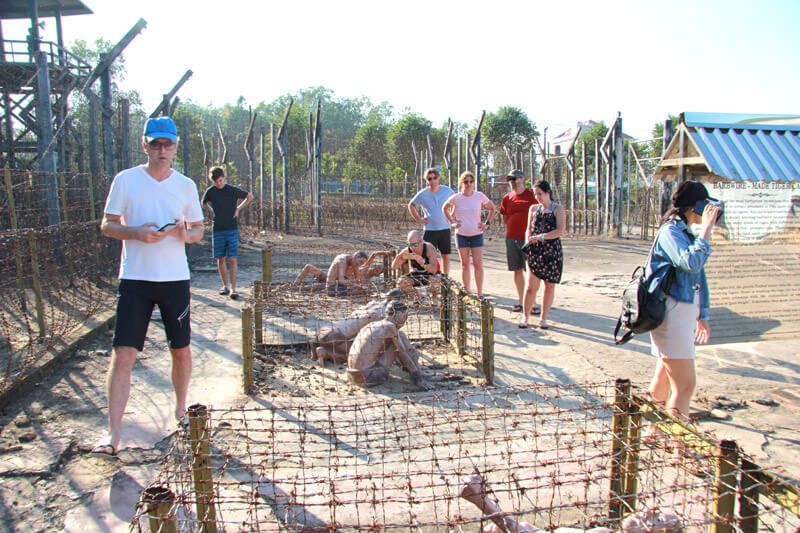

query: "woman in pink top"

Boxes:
[443, 171, 497, 297]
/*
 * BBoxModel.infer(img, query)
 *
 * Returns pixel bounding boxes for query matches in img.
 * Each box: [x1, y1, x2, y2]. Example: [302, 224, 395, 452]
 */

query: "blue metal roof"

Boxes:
[686, 124, 800, 183]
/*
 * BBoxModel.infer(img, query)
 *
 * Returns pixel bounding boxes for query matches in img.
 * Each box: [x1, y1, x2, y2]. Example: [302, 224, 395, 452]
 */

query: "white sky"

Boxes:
[3, 0, 799, 139]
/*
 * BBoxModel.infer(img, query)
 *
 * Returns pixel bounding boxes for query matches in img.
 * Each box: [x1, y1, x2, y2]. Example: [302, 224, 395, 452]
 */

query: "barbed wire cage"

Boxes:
[0, 169, 118, 395]
[130, 380, 800, 532]
[238, 245, 495, 397]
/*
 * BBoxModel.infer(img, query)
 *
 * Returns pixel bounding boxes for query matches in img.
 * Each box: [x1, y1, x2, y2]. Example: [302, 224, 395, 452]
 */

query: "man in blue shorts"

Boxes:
[202, 166, 253, 299]
[95, 116, 205, 457]
[408, 167, 454, 275]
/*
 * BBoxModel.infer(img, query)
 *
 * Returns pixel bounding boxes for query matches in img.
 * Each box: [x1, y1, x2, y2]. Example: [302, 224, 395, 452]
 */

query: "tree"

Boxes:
[345, 120, 389, 181]
[483, 106, 538, 169]
[388, 113, 432, 177]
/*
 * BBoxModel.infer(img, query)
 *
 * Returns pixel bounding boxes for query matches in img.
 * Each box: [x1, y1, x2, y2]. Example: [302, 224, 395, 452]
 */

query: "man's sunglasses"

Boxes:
[407, 240, 421, 246]
[426, 175, 439, 181]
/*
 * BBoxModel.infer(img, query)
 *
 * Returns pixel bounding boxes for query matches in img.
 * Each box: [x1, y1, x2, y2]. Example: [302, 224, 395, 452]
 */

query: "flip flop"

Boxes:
[518, 320, 529, 329]
[219, 287, 230, 295]
[89, 443, 118, 459]
[532, 305, 541, 314]
[512, 304, 523, 312]
[230, 291, 240, 300]
[538, 320, 549, 330]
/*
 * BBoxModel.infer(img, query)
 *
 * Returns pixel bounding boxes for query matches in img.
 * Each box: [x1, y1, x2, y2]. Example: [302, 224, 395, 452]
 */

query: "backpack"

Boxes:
[613, 230, 674, 345]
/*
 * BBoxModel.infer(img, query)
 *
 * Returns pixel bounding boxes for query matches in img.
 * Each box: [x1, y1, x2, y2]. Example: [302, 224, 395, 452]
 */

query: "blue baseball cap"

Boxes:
[143, 116, 178, 142]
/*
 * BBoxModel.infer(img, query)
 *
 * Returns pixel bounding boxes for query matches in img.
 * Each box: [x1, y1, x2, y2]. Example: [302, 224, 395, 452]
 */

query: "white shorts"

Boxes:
[649, 294, 699, 360]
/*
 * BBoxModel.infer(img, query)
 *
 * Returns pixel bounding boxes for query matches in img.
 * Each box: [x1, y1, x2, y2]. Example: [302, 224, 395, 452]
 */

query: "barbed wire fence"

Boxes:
[130, 380, 800, 531]
[0, 168, 118, 396]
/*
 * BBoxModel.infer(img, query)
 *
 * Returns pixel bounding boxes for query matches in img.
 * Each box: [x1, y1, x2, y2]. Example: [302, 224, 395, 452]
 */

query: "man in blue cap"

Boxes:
[93, 116, 204, 458]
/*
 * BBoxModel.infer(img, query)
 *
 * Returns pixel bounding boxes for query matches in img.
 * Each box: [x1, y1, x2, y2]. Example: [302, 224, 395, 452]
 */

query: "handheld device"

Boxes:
[693, 199, 723, 218]
[158, 222, 177, 231]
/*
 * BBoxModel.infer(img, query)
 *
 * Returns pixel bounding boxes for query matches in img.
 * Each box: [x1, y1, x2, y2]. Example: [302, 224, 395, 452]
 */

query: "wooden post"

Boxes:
[457, 287, 467, 357]
[439, 278, 450, 341]
[569, 164, 575, 234]
[582, 142, 588, 235]
[382, 253, 390, 283]
[711, 440, 738, 533]
[140, 486, 176, 533]
[187, 404, 218, 532]
[261, 248, 272, 287]
[86, 171, 100, 267]
[480, 297, 494, 385]
[253, 281, 263, 345]
[58, 171, 68, 223]
[242, 306, 254, 394]
[270, 124, 276, 230]
[738, 458, 760, 533]
[608, 378, 631, 525]
[594, 139, 601, 235]
[259, 130, 264, 229]
[4, 169, 27, 309]
[623, 407, 642, 517]
[28, 231, 46, 338]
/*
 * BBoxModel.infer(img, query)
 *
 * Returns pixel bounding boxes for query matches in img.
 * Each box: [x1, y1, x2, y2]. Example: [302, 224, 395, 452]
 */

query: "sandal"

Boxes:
[532, 305, 541, 314]
[230, 291, 240, 300]
[518, 319, 529, 329]
[89, 443, 118, 459]
[538, 320, 549, 330]
[219, 286, 230, 295]
[512, 304, 523, 312]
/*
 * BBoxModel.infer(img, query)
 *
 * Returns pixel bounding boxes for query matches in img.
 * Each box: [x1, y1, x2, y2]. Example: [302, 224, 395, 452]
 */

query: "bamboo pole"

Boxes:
[253, 281, 263, 345]
[480, 297, 494, 385]
[261, 248, 272, 288]
[623, 408, 642, 516]
[456, 287, 467, 358]
[28, 230, 46, 337]
[439, 278, 450, 341]
[5, 168, 27, 310]
[738, 458, 760, 533]
[711, 440, 738, 533]
[242, 306, 254, 394]
[188, 404, 217, 532]
[608, 378, 631, 525]
[140, 485, 176, 533]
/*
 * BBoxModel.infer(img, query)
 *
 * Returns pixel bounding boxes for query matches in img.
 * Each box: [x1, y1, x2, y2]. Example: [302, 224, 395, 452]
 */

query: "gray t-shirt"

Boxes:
[410, 186, 455, 231]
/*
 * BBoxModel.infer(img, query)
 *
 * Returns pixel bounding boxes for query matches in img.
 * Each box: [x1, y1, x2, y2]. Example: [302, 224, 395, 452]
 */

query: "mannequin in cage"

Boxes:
[292, 250, 389, 293]
[346, 301, 430, 389]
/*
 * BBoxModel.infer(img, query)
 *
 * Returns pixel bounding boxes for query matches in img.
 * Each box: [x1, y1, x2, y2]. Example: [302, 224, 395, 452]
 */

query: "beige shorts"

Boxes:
[649, 294, 700, 360]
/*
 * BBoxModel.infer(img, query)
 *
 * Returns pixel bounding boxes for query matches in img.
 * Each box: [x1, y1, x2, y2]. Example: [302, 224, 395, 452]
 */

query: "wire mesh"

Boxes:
[130, 382, 800, 531]
[0, 169, 118, 395]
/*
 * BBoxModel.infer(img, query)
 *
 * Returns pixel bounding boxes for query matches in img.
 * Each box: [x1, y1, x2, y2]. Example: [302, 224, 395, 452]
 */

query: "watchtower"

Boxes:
[0, 0, 92, 172]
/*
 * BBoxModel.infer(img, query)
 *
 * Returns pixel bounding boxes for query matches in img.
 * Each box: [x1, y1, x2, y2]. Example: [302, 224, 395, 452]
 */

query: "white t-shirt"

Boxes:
[104, 165, 204, 281]
[450, 191, 490, 236]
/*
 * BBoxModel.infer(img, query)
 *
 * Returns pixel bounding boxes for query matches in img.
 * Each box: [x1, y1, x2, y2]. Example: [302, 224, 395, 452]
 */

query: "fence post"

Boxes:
[261, 248, 272, 288]
[439, 278, 450, 341]
[738, 458, 760, 533]
[608, 378, 631, 525]
[623, 401, 642, 517]
[86, 171, 100, 266]
[457, 286, 467, 357]
[140, 485, 176, 533]
[252, 281, 263, 345]
[242, 305, 254, 394]
[382, 253, 390, 283]
[5, 169, 27, 310]
[28, 230, 46, 338]
[188, 404, 217, 532]
[711, 440, 738, 533]
[480, 297, 494, 385]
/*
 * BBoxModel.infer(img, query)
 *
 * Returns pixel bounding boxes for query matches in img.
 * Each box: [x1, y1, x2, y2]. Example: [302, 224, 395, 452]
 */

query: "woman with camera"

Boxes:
[646, 180, 722, 424]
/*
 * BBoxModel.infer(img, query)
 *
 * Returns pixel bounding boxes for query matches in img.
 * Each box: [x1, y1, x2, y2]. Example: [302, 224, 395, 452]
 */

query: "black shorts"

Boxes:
[423, 228, 452, 255]
[113, 279, 191, 351]
[407, 271, 433, 287]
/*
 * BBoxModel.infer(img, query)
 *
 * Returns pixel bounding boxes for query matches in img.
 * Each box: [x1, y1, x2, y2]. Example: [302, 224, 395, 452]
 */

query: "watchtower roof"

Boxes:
[0, 0, 92, 19]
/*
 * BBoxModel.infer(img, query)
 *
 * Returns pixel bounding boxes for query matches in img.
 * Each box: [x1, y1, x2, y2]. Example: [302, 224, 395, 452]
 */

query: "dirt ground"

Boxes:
[0, 229, 798, 532]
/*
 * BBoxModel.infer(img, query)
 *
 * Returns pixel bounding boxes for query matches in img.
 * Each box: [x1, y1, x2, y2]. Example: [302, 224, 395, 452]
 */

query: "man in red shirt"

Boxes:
[500, 169, 538, 312]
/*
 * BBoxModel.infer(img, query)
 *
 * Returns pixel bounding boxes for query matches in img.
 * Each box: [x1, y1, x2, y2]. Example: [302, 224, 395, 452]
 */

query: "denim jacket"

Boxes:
[645, 218, 712, 320]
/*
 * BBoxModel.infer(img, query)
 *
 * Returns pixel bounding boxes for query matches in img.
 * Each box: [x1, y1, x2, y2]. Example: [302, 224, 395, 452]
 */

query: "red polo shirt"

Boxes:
[500, 188, 537, 240]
